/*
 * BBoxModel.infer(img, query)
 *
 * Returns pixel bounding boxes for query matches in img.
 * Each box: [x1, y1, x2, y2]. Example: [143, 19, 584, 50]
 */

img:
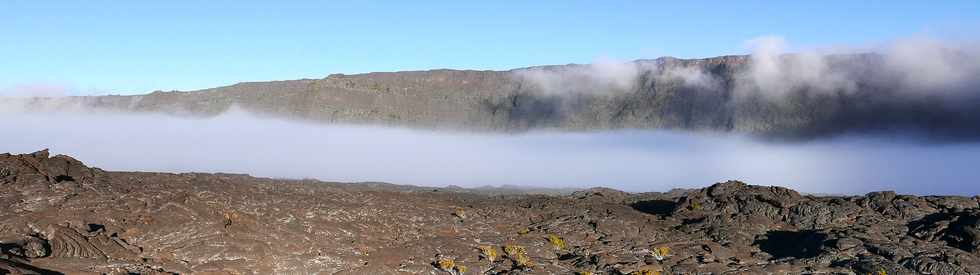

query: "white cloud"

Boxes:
[514, 57, 640, 95]
[2, 108, 979, 195]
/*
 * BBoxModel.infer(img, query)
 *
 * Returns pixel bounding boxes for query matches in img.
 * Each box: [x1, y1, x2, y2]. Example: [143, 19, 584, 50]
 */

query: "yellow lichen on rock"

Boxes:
[652, 246, 670, 260]
[453, 208, 466, 219]
[503, 245, 533, 269]
[546, 234, 566, 250]
[479, 245, 498, 262]
[503, 244, 526, 256]
[437, 257, 455, 271]
[517, 227, 530, 235]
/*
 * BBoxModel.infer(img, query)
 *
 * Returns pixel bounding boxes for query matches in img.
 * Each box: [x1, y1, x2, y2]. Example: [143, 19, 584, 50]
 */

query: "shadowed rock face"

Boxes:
[10, 54, 980, 141]
[3, 151, 980, 274]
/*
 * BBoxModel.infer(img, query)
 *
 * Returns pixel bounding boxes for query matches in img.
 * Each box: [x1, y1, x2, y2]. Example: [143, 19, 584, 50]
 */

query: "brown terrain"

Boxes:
[12, 54, 980, 140]
[3, 150, 980, 274]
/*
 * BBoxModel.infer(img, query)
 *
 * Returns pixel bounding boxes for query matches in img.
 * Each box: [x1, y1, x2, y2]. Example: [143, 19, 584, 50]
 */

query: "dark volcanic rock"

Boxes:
[21, 236, 50, 258]
[2, 151, 980, 274]
[911, 210, 980, 253]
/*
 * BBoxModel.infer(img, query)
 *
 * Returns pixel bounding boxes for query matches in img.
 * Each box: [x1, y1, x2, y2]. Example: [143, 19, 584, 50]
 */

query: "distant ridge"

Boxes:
[9, 53, 980, 140]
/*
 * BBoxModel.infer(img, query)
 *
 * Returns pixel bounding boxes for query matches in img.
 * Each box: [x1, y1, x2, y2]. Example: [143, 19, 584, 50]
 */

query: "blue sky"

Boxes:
[1, 1, 978, 94]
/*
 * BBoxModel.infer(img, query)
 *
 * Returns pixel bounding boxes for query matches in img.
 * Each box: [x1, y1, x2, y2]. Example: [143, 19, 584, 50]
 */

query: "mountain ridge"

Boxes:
[8, 53, 980, 140]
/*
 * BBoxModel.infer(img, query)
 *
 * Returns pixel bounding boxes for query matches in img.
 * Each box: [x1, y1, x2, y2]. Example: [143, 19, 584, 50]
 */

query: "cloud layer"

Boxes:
[737, 36, 980, 99]
[3, 109, 980, 195]
[507, 36, 980, 140]
[3, 36, 980, 195]
[516, 36, 980, 99]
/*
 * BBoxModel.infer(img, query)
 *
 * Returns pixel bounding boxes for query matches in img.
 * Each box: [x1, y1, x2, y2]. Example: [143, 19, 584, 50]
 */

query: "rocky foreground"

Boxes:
[2, 151, 980, 274]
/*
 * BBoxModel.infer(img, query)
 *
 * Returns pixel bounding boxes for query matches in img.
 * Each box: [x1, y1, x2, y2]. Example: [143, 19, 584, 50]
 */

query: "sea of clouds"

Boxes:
[3, 36, 980, 195]
[2, 109, 979, 195]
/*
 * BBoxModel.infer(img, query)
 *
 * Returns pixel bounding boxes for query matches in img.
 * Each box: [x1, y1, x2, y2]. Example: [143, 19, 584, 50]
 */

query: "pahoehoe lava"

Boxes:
[3, 150, 980, 274]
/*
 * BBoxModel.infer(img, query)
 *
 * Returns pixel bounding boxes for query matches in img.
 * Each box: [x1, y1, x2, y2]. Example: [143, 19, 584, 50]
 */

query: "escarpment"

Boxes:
[11, 53, 980, 140]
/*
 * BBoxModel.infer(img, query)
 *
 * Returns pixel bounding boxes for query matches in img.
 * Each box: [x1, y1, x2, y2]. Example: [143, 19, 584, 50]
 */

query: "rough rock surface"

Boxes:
[3, 150, 980, 274]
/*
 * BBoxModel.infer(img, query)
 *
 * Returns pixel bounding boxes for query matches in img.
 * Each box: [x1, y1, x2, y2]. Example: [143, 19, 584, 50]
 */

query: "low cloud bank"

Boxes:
[3, 110, 979, 195]
[739, 36, 980, 98]
[516, 36, 980, 98]
[514, 58, 642, 95]
[3, 35, 980, 195]
[510, 36, 980, 140]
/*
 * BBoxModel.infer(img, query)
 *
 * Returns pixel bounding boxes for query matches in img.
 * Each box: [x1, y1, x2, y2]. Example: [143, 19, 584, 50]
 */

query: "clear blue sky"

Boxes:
[1, 1, 977, 94]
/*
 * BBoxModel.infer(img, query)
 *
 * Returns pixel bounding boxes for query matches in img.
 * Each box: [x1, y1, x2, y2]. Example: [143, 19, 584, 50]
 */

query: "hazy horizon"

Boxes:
[3, 108, 979, 196]
[3, 1, 980, 196]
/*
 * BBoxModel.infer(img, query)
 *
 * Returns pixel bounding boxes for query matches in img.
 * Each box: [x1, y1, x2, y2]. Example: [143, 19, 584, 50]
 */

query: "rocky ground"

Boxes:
[2, 150, 980, 274]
